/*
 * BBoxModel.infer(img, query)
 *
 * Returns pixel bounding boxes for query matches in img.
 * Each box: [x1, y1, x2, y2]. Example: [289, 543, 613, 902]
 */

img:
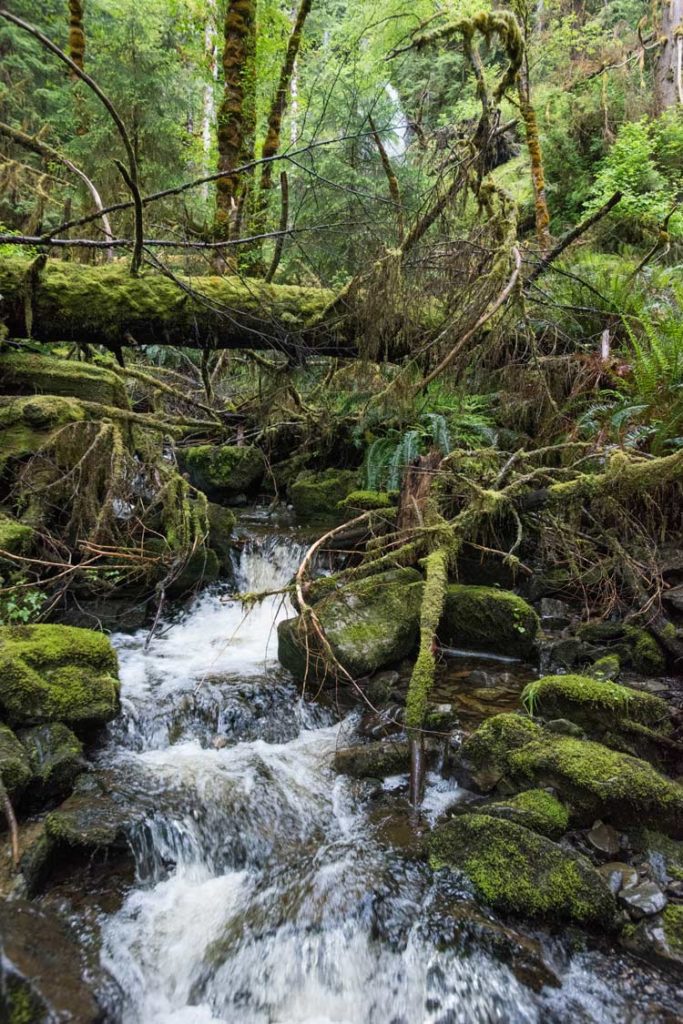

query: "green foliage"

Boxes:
[0, 587, 46, 625]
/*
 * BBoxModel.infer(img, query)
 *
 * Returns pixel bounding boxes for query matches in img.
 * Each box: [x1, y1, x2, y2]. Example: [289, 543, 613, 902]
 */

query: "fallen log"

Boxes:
[0, 255, 351, 356]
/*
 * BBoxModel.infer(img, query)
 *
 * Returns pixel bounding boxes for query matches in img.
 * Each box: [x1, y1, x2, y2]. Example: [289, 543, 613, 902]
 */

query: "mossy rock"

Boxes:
[521, 674, 671, 734]
[0, 351, 128, 409]
[337, 490, 396, 512]
[428, 813, 616, 928]
[508, 733, 683, 837]
[179, 444, 263, 501]
[439, 585, 539, 659]
[278, 567, 423, 681]
[289, 468, 358, 518]
[478, 789, 570, 840]
[206, 502, 237, 571]
[588, 654, 620, 681]
[0, 624, 120, 728]
[578, 621, 665, 674]
[0, 722, 31, 794]
[18, 723, 84, 801]
[663, 904, 683, 956]
[0, 512, 34, 559]
[456, 713, 543, 791]
[165, 546, 220, 597]
[334, 740, 411, 779]
[45, 774, 130, 852]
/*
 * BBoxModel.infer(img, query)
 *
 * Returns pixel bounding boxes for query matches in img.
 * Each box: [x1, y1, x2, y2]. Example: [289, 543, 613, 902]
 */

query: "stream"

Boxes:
[79, 518, 679, 1023]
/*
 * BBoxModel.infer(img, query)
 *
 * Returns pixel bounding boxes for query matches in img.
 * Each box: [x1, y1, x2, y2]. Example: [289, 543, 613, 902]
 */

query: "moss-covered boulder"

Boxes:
[588, 654, 620, 681]
[206, 502, 237, 571]
[428, 813, 616, 928]
[289, 468, 358, 518]
[477, 790, 569, 840]
[179, 444, 263, 501]
[0, 351, 128, 408]
[439, 585, 539, 659]
[19, 723, 84, 801]
[338, 490, 395, 512]
[166, 546, 220, 597]
[456, 713, 543, 791]
[334, 740, 411, 779]
[45, 774, 130, 853]
[521, 675, 671, 734]
[0, 722, 31, 794]
[0, 625, 120, 728]
[578, 621, 665, 674]
[278, 567, 423, 681]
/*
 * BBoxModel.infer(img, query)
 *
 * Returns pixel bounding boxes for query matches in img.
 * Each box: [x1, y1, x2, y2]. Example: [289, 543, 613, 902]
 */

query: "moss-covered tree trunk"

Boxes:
[215, 0, 258, 251]
[67, 0, 85, 73]
[518, 64, 551, 252]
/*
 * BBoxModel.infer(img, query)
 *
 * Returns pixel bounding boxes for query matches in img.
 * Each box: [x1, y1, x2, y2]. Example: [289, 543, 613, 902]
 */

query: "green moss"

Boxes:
[480, 789, 570, 839]
[0, 624, 120, 727]
[0, 512, 33, 556]
[508, 734, 683, 837]
[521, 674, 670, 732]
[278, 567, 423, 681]
[588, 654, 620, 681]
[459, 713, 542, 773]
[405, 547, 449, 732]
[0, 721, 32, 793]
[4, 980, 43, 1024]
[578, 621, 665, 674]
[663, 904, 683, 954]
[0, 394, 87, 473]
[0, 351, 128, 408]
[439, 584, 539, 659]
[18, 722, 83, 798]
[45, 775, 128, 850]
[337, 490, 395, 511]
[290, 468, 358, 518]
[428, 813, 616, 928]
[180, 444, 263, 500]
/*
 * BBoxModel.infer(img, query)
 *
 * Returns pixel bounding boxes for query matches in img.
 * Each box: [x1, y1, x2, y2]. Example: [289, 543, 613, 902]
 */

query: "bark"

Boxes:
[655, 0, 683, 111]
[67, 0, 85, 73]
[518, 64, 551, 252]
[215, 0, 258, 242]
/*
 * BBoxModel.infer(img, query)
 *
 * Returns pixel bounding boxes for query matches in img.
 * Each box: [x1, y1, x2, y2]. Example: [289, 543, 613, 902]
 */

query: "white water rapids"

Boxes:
[95, 529, 673, 1024]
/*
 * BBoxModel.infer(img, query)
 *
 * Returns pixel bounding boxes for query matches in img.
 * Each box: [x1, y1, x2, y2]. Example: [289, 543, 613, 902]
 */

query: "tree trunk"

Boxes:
[67, 0, 85, 73]
[655, 0, 683, 111]
[518, 63, 551, 252]
[201, 0, 219, 204]
[215, 0, 258, 246]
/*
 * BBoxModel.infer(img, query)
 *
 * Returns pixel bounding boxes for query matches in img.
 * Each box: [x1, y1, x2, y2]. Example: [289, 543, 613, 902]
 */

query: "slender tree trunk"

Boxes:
[67, 0, 85, 73]
[518, 61, 551, 252]
[215, 0, 258, 248]
[655, 0, 683, 111]
[201, 0, 219, 204]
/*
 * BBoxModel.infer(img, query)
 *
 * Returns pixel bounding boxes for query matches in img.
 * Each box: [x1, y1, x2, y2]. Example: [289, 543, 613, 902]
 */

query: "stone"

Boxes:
[334, 740, 412, 779]
[428, 813, 617, 928]
[179, 444, 263, 502]
[621, 907, 683, 977]
[618, 880, 667, 919]
[521, 675, 670, 734]
[588, 654, 621, 681]
[663, 584, 683, 615]
[45, 773, 130, 853]
[19, 722, 84, 802]
[538, 598, 572, 630]
[476, 789, 569, 840]
[578, 621, 666, 675]
[206, 502, 237, 570]
[289, 468, 358, 518]
[0, 624, 120, 729]
[597, 862, 639, 894]
[439, 585, 539, 660]
[588, 820, 621, 858]
[0, 721, 32, 795]
[278, 567, 423, 682]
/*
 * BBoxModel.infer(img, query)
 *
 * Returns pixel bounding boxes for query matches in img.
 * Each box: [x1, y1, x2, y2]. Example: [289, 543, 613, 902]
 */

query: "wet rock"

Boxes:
[538, 598, 572, 631]
[179, 444, 263, 502]
[278, 568, 423, 682]
[0, 899, 111, 1023]
[619, 880, 667, 919]
[334, 740, 413, 779]
[19, 722, 84, 802]
[357, 704, 404, 739]
[365, 670, 400, 705]
[475, 789, 569, 840]
[0, 624, 120, 729]
[289, 468, 358, 518]
[439, 585, 539, 660]
[545, 718, 585, 737]
[424, 703, 459, 731]
[206, 502, 237, 570]
[0, 721, 31, 794]
[588, 654, 621, 681]
[428, 813, 617, 928]
[597, 861, 639, 894]
[454, 713, 543, 792]
[521, 674, 670, 735]
[45, 773, 130, 853]
[588, 820, 621, 858]
[578, 621, 666, 675]
[663, 584, 683, 615]
[539, 637, 588, 673]
[621, 907, 683, 977]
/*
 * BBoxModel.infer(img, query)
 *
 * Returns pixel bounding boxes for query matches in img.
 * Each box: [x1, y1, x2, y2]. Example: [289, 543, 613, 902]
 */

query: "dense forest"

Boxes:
[0, 0, 683, 1021]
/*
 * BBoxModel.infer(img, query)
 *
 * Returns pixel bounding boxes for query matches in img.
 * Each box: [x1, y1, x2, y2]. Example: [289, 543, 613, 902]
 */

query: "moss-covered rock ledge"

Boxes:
[0, 624, 120, 728]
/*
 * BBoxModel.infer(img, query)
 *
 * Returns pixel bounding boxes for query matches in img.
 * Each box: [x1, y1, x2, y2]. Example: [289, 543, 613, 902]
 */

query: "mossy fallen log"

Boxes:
[0, 255, 348, 354]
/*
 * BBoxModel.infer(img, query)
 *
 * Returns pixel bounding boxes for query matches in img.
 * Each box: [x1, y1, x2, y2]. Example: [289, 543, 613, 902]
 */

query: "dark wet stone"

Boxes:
[538, 598, 572, 631]
[0, 722, 31, 795]
[597, 862, 638, 894]
[588, 820, 621, 858]
[619, 880, 667, 919]
[19, 722, 85, 802]
[45, 773, 131, 853]
[0, 899, 113, 1023]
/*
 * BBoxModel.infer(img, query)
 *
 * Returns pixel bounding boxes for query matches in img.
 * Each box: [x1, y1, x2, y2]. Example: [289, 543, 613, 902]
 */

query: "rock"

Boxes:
[0, 511, 34, 568]
[289, 468, 358, 518]
[334, 740, 412, 779]
[0, 899, 111, 1023]
[278, 567, 423, 682]
[0, 722, 31, 794]
[476, 789, 569, 840]
[578, 621, 666, 675]
[588, 654, 621, 681]
[45, 774, 130, 853]
[521, 674, 670, 734]
[621, 906, 683, 977]
[538, 598, 572, 630]
[206, 502, 237, 570]
[618, 880, 667, 919]
[439, 585, 539, 659]
[164, 545, 220, 597]
[179, 444, 263, 502]
[365, 670, 400, 705]
[337, 490, 395, 512]
[587, 820, 621, 857]
[455, 713, 543, 792]
[663, 584, 683, 615]
[428, 813, 617, 928]
[597, 862, 639, 894]
[636, 830, 683, 886]
[539, 637, 588, 673]
[0, 624, 120, 729]
[19, 722, 84, 802]
[357, 704, 404, 739]
[545, 718, 585, 737]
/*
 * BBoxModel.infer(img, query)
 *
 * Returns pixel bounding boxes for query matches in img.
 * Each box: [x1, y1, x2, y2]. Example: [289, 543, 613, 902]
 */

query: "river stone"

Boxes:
[45, 773, 131, 853]
[19, 722, 84, 801]
[278, 568, 423, 682]
[476, 789, 569, 840]
[439, 585, 539, 659]
[588, 820, 621, 858]
[597, 862, 639, 894]
[428, 813, 617, 928]
[538, 598, 572, 631]
[0, 624, 120, 728]
[0, 899, 107, 1023]
[621, 906, 683, 977]
[0, 721, 31, 794]
[521, 675, 671, 734]
[334, 740, 412, 779]
[179, 444, 263, 502]
[618, 880, 668, 919]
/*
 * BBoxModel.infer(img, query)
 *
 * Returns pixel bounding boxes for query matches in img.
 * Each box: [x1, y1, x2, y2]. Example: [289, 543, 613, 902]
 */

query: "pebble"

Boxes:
[618, 881, 667, 919]
[597, 862, 638, 894]
[588, 820, 621, 857]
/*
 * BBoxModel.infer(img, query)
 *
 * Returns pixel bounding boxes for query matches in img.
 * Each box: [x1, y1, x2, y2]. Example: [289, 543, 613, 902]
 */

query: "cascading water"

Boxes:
[96, 527, 677, 1024]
